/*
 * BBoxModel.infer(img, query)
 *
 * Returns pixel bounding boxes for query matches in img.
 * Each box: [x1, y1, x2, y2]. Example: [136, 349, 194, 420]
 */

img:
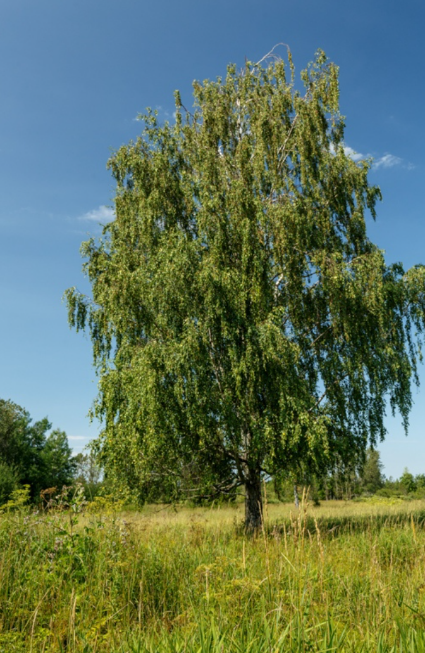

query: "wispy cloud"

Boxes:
[68, 435, 89, 441]
[330, 143, 368, 162]
[335, 143, 413, 171]
[78, 205, 115, 223]
[373, 153, 403, 169]
[343, 145, 365, 162]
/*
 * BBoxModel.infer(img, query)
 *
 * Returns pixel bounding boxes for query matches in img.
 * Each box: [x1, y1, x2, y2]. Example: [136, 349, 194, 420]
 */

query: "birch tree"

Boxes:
[66, 48, 425, 530]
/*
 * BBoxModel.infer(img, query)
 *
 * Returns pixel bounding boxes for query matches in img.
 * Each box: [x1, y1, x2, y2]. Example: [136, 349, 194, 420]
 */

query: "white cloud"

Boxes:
[78, 205, 115, 223]
[334, 143, 412, 171]
[329, 143, 368, 162]
[343, 146, 366, 162]
[373, 153, 403, 169]
[68, 435, 88, 441]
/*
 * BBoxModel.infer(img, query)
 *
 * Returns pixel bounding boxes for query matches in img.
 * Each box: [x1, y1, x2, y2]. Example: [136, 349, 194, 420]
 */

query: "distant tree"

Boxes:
[0, 399, 74, 500]
[415, 474, 425, 489]
[360, 449, 384, 494]
[66, 48, 425, 530]
[0, 461, 18, 505]
[400, 467, 416, 494]
[0, 399, 46, 497]
[42, 429, 76, 489]
[74, 451, 102, 498]
[0, 399, 32, 468]
[337, 465, 360, 500]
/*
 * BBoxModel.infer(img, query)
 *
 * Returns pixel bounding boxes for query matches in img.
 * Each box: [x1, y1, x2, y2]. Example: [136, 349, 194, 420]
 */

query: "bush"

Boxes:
[376, 486, 408, 499]
[0, 461, 19, 505]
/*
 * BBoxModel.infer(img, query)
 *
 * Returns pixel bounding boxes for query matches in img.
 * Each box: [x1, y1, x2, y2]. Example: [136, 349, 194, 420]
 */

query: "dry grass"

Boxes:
[2, 497, 425, 652]
[127, 496, 425, 529]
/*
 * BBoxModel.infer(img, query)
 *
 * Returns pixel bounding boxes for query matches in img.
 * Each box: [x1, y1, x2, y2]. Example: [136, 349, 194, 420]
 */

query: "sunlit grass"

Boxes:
[2, 497, 425, 651]
[128, 495, 425, 529]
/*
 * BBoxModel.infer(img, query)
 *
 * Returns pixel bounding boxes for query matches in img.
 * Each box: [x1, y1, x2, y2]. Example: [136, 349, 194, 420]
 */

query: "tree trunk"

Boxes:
[244, 472, 263, 532]
[294, 484, 300, 508]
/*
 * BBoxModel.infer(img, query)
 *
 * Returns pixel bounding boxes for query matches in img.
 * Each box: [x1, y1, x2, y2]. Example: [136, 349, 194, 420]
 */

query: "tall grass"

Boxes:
[2, 496, 425, 651]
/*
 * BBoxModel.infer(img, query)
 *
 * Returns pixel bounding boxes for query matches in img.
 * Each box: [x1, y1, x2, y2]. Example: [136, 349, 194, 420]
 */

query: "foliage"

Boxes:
[0, 398, 75, 501]
[376, 468, 425, 499]
[400, 467, 417, 494]
[359, 448, 384, 494]
[273, 460, 361, 503]
[66, 47, 425, 529]
[0, 399, 46, 495]
[274, 449, 385, 502]
[42, 428, 76, 489]
[74, 451, 103, 499]
[0, 483, 30, 512]
[0, 460, 18, 505]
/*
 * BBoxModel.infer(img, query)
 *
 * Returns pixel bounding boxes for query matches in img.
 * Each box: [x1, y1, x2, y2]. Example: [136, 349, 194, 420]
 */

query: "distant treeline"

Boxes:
[0, 398, 422, 507]
[0, 399, 102, 506]
[272, 449, 425, 505]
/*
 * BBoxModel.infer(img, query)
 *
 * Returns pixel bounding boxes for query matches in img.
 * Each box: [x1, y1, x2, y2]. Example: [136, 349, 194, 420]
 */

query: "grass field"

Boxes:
[2, 496, 425, 652]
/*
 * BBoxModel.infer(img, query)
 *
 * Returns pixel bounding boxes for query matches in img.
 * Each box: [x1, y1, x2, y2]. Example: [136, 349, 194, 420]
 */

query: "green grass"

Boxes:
[2, 498, 425, 651]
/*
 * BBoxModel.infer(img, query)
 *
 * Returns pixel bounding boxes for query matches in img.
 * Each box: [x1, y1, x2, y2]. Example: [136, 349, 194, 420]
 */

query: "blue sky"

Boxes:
[0, 0, 424, 478]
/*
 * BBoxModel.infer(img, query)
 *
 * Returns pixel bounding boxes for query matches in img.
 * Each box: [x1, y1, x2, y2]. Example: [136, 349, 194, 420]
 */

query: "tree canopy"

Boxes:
[66, 48, 425, 529]
[359, 448, 384, 494]
[0, 399, 75, 503]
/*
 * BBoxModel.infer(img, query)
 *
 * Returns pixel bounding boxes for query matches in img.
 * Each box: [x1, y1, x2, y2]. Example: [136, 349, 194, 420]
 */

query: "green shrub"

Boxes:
[0, 461, 18, 504]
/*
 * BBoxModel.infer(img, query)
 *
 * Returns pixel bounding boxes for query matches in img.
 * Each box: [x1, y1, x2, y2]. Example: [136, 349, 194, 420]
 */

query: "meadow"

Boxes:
[2, 493, 425, 652]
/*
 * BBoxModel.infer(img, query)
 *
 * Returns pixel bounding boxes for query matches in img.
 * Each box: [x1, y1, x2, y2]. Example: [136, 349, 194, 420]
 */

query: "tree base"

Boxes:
[244, 476, 263, 532]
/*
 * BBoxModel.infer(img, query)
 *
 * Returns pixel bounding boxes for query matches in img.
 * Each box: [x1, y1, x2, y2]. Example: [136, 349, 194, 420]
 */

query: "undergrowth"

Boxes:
[2, 491, 425, 651]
